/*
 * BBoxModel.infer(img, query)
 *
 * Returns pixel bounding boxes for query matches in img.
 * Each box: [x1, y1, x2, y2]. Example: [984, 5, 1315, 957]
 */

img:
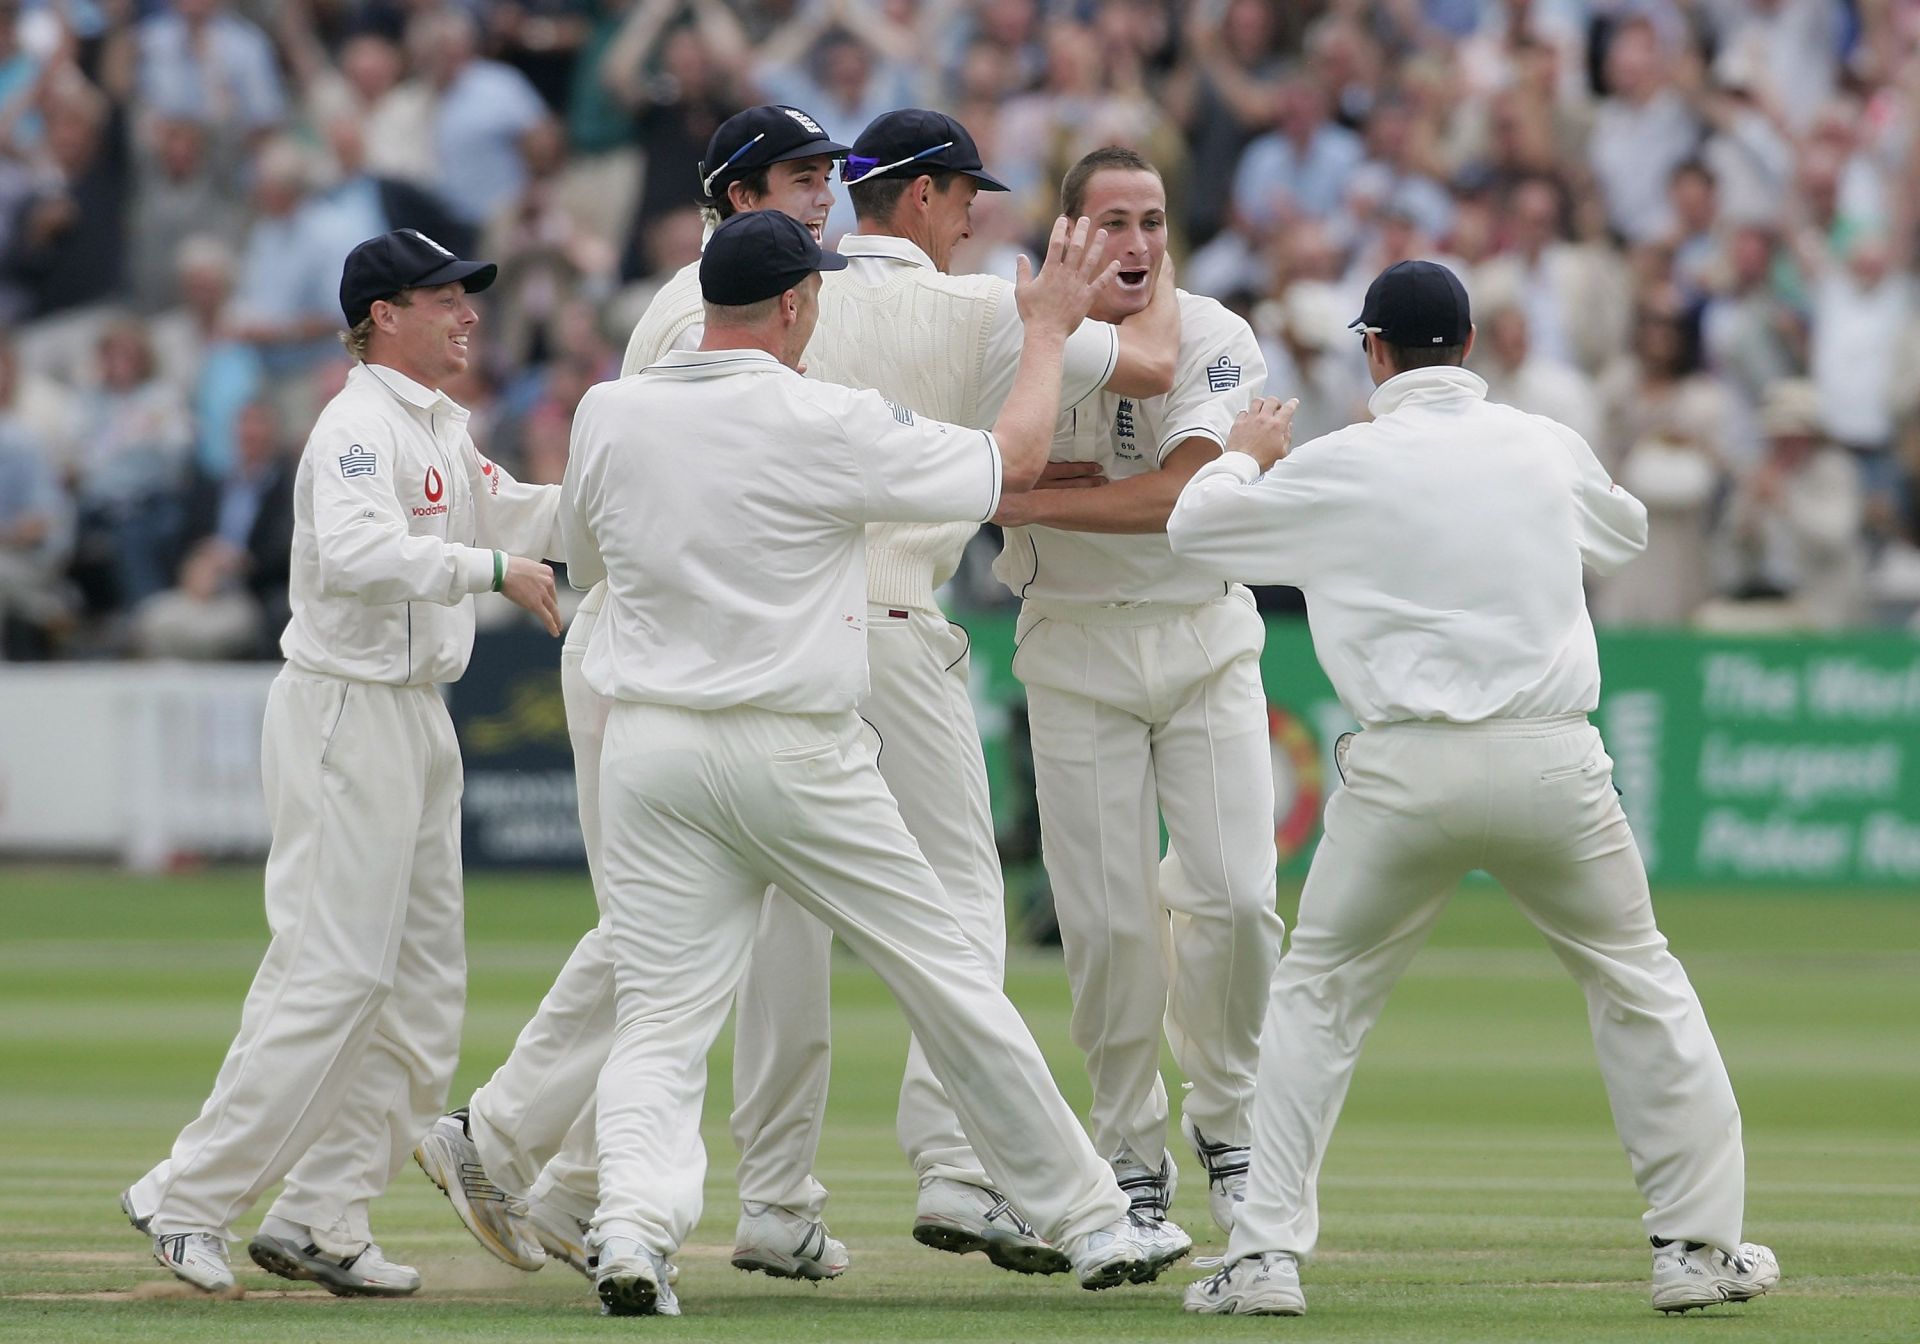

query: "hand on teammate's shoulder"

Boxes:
[1227, 397, 1301, 473]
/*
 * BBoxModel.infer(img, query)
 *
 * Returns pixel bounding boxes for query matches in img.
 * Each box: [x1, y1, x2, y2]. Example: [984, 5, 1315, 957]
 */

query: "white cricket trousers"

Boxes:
[593, 700, 1128, 1255]
[732, 606, 1005, 1198]
[1229, 715, 1747, 1264]
[1015, 589, 1282, 1163]
[130, 671, 467, 1251]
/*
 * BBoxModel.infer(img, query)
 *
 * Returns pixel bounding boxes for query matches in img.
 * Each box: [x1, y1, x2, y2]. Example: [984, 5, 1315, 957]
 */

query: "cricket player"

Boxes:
[726, 107, 1187, 1276]
[566, 207, 1188, 1317]
[120, 230, 565, 1296]
[414, 105, 854, 1281]
[990, 147, 1283, 1237]
[1168, 261, 1778, 1317]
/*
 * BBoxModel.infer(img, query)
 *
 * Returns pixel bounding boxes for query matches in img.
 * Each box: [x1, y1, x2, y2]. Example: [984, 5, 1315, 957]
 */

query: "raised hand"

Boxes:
[1014, 216, 1120, 339]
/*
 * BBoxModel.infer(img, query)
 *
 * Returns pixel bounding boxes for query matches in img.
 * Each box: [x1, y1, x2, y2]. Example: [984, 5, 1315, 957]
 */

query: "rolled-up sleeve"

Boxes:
[844, 389, 1002, 525]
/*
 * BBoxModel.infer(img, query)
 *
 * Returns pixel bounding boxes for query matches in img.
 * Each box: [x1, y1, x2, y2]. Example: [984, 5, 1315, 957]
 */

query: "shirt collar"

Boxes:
[1366, 365, 1488, 419]
[646, 348, 790, 375]
[357, 361, 464, 417]
[835, 233, 937, 272]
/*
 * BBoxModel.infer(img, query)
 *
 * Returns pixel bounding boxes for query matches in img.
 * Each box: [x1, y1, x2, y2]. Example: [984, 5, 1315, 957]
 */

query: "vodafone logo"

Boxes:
[424, 467, 444, 502]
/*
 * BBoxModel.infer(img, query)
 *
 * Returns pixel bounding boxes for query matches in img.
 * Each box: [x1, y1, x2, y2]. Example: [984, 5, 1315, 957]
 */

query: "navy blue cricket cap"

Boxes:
[701, 210, 849, 306]
[843, 109, 1008, 191]
[340, 229, 496, 327]
[700, 105, 850, 202]
[1349, 259, 1472, 347]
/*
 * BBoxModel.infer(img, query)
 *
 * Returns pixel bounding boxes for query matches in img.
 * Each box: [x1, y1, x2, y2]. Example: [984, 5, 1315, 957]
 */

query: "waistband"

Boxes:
[1373, 712, 1590, 738]
[1021, 595, 1213, 627]
[866, 547, 941, 614]
[277, 664, 444, 693]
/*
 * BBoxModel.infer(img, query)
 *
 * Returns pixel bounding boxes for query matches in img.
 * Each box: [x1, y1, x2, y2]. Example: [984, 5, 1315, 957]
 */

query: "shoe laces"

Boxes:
[978, 1187, 1037, 1238]
[1114, 1157, 1171, 1219]
[1188, 1124, 1250, 1192]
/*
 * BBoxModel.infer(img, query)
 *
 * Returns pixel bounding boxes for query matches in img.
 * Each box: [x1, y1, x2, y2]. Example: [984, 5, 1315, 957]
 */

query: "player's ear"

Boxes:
[727, 180, 755, 215]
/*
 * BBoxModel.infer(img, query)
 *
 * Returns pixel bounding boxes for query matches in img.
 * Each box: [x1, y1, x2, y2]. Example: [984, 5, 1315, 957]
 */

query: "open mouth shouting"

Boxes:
[1114, 268, 1151, 294]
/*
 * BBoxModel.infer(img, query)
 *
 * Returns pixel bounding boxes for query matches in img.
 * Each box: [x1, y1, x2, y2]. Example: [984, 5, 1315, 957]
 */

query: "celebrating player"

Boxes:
[563, 208, 1178, 1317]
[121, 231, 565, 1296]
[1168, 261, 1778, 1317]
[414, 105, 853, 1281]
[990, 146, 1284, 1239]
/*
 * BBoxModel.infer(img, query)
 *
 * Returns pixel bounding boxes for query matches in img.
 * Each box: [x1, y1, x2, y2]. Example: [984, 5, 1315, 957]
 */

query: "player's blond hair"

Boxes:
[340, 289, 414, 360]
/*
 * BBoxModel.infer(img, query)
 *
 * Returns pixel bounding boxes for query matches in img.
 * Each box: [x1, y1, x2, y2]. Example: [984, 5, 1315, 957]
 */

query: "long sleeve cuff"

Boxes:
[460, 546, 498, 595]
[1196, 451, 1262, 485]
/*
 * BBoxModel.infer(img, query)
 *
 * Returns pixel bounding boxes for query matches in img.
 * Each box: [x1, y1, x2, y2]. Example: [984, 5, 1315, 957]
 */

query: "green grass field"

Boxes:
[0, 868, 1915, 1343]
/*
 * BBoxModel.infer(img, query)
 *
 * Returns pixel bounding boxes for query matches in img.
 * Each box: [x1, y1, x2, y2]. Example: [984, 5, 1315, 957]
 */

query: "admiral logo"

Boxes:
[339, 445, 376, 478]
[1206, 356, 1242, 392]
[783, 107, 826, 137]
[884, 399, 914, 426]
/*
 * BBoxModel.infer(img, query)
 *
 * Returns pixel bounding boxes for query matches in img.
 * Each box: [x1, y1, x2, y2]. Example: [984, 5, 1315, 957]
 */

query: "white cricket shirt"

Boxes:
[562, 349, 1003, 713]
[281, 361, 563, 685]
[1166, 366, 1648, 727]
[804, 233, 1118, 610]
[995, 290, 1266, 606]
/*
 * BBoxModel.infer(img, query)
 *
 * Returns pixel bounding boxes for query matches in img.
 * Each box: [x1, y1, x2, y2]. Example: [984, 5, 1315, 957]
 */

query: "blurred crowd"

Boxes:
[2, 0, 1919, 662]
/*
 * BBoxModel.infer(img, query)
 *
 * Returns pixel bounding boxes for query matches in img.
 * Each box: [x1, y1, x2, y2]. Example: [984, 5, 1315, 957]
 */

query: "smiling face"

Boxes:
[923, 175, 979, 273]
[1075, 167, 1166, 321]
[373, 281, 479, 387]
[737, 155, 838, 241]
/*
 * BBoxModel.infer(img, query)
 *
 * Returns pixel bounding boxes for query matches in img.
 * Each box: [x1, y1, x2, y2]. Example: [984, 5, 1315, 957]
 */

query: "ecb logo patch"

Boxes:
[1206, 356, 1242, 392]
[1114, 399, 1136, 441]
[883, 398, 914, 426]
[783, 107, 827, 137]
[339, 445, 377, 478]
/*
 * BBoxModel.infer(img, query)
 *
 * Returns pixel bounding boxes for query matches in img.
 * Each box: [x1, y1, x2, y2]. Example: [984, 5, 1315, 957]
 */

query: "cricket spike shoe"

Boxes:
[596, 1237, 681, 1317]
[1650, 1238, 1780, 1313]
[1181, 1114, 1250, 1235]
[1064, 1210, 1189, 1289]
[912, 1177, 1071, 1275]
[1109, 1146, 1178, 1222]
[732, 1201, 849, 1280]
[248, 1233, 422, 1296]
[118, 1188, 151, 1234]
[1183, 1252, 1307, 1315]
[152, 1230, 235, 1294]
[413, 1108, 547, 1271]
[524, 1198, 595, 1281]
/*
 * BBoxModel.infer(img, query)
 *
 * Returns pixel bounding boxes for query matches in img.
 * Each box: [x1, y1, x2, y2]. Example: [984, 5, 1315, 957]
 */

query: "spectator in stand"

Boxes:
[491, 0, 599, 114]
[1252, 279, 1369, 445]
[4, 66, 134, 382]
[1587, 18, 1701, 244]
[1163, 0, 1287, 247]
[1473, 175, 1629, 376]
[1598, 297, 1734, 476]
[0, 334, 74, 658]
[1474, 300, 1602, 447]
[1230, 78, 1365, 230]
[1699, 223, 1800, 468]
[285, 16, 437, 187]
[1802, 229, 1913, 526]
[133, 398, 293, 660]
[411, 4, 550, 230]
[315, 111, 475, 260]
[128, 115, 242, 313]
[1664, 159, 1719, 303]
[1702, 379, 1866, 631]
[68, 316, 194, 620]
[601, 0, 745, 278]
[223, 137, 359, 418]
[1703, 0, 1846, 137]
[479, 117, 619, 369]
[752, 2, 918, 141]
[136, 0, 285, 176]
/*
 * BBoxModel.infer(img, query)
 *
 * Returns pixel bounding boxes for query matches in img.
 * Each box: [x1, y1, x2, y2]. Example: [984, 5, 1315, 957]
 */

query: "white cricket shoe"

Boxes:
[524, 1198, 594, 1281]
[912, 1177, 1070, 1275]
[1183, 1252, 1307, 1315]
[1064, 1211, 1191, 1290]
[413, 1109, 546, 1271]
[1181, 1115, 1249, 1235]
[596, 1236, 682, 1317]
[1651, 1239, 1781, 1313]
[118, 1188, 150, 1233]
[152, 1230, 235, 1294]
[247, 1232, 421, 1297]
[1110, 1147, 1178, 1222]
[732, 1201, 848, 1280]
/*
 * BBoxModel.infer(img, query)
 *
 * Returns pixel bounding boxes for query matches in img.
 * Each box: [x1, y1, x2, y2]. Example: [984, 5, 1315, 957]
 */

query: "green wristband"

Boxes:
[491, 550, 505, 593]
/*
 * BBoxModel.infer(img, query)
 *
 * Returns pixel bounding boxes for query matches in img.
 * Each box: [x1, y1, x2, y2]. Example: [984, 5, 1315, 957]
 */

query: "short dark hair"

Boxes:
[715, 166, 772, 219]
[1060, 145, 1160, 219]
[1379, 340, 1467, 372]
[849, 167, 963, 224]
